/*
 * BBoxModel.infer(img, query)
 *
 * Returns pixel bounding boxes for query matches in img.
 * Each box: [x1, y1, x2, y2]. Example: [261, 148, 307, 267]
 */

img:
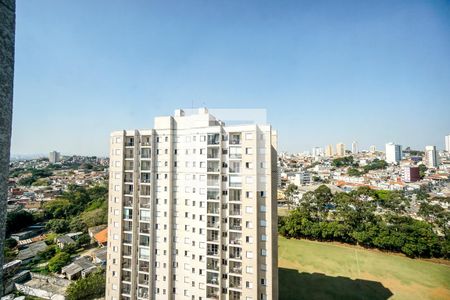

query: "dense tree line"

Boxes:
[66, 270, 106, 300]
[278, 185, 450, 258]
[43, 184, 108, 233]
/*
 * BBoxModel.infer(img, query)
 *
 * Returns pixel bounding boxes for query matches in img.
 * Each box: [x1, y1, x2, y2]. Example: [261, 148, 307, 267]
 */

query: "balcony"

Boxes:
[140, 173, 151, 184]
[207, 202, 219, 214]
[124, 161, 134, 171]
[207, 216, 220, 229]
[229, 189, 241, 202]
[207, 189, 220, 201]
[207, 272, 219, 285]
[124, 173, 133, 183]
[139, 223, 150, 234]
[139, 235, 150, 247]
[141, 136, 151, 147]
[229, 133, 241, 145]
[123, 197, 133, 207]
[123, 233, 132, 244]
[140, 186, 151, 196]
[121, 283, 131, 295]
[140, 197, 150, 208]
[138, 287, 149, 298]
[207, 244, 219, 257]
[141, 148, 151, 159]
[123, 208, 132, 220]
[207, 287, 220, 299]
[229, 176, 242, 188]
[207, 148, 220, 159]
[207, 258, 219, 271]
[124, 149, 134, 159]
[229, 261, 242, 275]
[207, 230, 219, 242]
[122, 271, 131, 282]
[229, 276, 242, 289]
[229, 218, 242, 230]
[141, 161, 151, 171]
[207, 175, 220, 187]
[123, 222, 133, 232]
[138, 261, 149, 272]
[229, 232, 242, 245]
[229, 291, 241, 300]
[207, 133, 220, 145]
[122, 259, 132, 269]
[229, 247, 242, 260]
[229, 209, 241, 216]
[207, 161, 220, 173]
[123, 245, 132, 256]
[125, 137, 134, 147]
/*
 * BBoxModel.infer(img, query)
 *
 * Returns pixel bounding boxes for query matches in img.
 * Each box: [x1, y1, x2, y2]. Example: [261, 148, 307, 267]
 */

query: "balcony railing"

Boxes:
[229, 239, 241, 245]
[207, 251, 219, 256]
[229, 210, 241, 216]
[207, 223, 219, 229]
[207, 263, 219, 271]
[230, 224, 242, 231]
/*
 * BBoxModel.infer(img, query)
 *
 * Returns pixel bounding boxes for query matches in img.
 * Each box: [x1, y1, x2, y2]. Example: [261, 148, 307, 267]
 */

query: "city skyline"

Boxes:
[11, 0, 450, 156]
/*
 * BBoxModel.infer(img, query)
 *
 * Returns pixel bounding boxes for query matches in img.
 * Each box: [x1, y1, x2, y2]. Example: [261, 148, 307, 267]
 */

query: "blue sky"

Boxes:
[11, 0, 450, 156]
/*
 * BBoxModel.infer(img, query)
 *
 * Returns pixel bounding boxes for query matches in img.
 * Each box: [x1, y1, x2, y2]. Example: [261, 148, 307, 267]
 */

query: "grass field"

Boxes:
[278, 236, 450, 300]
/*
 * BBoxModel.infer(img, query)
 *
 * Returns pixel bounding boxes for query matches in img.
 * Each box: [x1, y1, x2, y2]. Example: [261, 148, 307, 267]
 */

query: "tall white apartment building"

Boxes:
[351, 141, 358, 154]
[369, 145, 376, 153]
[445, 134, 450, 153]
[336, 143, 345, 157]
[49, 151, 60, 164]
[325, 144, 334, 157]
[106, 109, 278, 300]
[385, 143, 402, 164]
[425, 145, 438, 168]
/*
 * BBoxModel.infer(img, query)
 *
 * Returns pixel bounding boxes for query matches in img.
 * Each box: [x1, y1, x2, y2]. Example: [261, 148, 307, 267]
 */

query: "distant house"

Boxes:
[66, 232, 83, 241]
[61, 257, 96, 280]
[17, 241, 48, 263]
[93, 228, 108, 247]
[55, 235, 75, 250]
[91, 247, 107, 265]
[88, 225, 107, 240]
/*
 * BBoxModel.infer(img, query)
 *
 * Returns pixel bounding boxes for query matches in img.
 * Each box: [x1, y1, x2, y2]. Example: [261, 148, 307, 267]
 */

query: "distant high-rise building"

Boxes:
[425, 145, 438, 168]
[385, 143, 402, 164]
[106, 109, 278, 300]
[402, 166, 420, 183]
[351, 141, 358, 154]
[446, 134, 450, 152]
[336, 143, 345, 157]
[49, 151, 61, 164]
[311, 147, 323, 157]
[325, 144, 334, 157]
[369, 145, 376, 153]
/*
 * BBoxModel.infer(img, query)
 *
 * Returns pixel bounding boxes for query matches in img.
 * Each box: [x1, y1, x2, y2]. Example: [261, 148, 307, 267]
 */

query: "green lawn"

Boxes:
[279, 236, 450, 300]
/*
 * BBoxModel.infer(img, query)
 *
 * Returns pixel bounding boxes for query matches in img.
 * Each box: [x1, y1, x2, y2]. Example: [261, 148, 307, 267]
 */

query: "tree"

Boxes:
[66, 270, 106, 300]
[76, 234, 91, 248]
[48, 252, 71, 273]
[419, 164, 428, 179]
[285, 184, 298, 210]
[4, 238, 17, 249]
[347, 168, 363, 177]
[6, 209, 35, 235]
[46, 219, 70, 233]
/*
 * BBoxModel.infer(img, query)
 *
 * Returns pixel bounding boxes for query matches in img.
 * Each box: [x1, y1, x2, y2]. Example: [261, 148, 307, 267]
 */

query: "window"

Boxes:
[246, 251, 253, 258]
[260, 220, 267, 227]
[261, 234, 267, 241]
[246, 221, 253, 229]
[260, 205, 267, 212]
[245, 147, 253, 155]
[246, 236, 253, 243]
[245, 162, 253, 169]
[245, 206, 253, 213]
[246, 266, 253, 274]
[245, 133, 253, 140]
[246, 281, 253, 288]
[261, 249, 267, 256]
[261, 278, 267, 286]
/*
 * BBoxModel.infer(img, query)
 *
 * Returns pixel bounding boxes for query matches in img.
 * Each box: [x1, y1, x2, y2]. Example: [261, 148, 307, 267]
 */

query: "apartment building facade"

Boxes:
[106, 109, 278, 300]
